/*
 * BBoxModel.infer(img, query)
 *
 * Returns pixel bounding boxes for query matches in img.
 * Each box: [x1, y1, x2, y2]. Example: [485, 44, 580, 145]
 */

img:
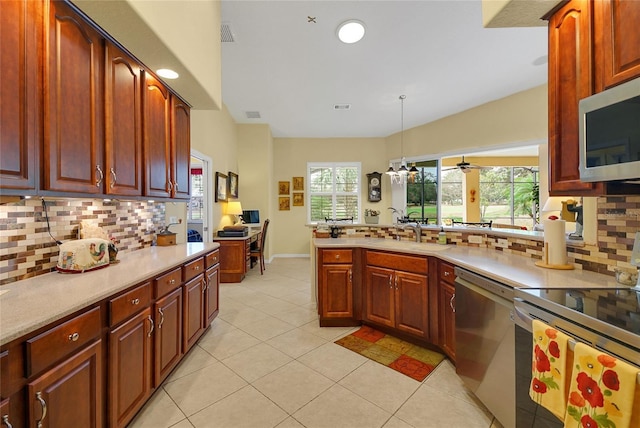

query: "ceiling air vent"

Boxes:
[221, 22, 236, 43]
[334, 104, 351, 110]
[245, 111, 261, 119]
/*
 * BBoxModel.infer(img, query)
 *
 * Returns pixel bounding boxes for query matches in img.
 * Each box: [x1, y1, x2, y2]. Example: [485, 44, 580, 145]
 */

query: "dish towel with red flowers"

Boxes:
[529, 319, 570, 420]
[563, 342, 639, 428]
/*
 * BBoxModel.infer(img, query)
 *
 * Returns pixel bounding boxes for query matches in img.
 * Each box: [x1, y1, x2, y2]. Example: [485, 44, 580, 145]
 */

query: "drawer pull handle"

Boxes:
[132, 298, 140, 305]
[35, 392, 47, 428]
[158, 307, 165, 328]
[444, 271, 450, 277]
[335, 255, 340, 259]
[3, 414, 13, 428]
[450, 294, 456, 313]
[147, 315, 154, 337]
[195, 265, 200, 271]
[169, 279, 176, 285]
[68, 332, 80, 342]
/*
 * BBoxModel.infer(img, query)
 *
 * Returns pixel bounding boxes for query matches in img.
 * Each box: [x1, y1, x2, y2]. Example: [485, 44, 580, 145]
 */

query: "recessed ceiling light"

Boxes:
[337, 20, 365, 44]
[156, 68, 179, 79]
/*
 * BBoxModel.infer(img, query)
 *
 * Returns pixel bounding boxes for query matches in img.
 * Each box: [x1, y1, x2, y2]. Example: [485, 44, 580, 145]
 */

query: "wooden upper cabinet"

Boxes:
[0, 0, 40, 192]
[143, 73, 172, 198]
[548, 0, 603, 196]
[44, 0, 105, 194]
[594, 0, 640, 91]
[171, 97, 191, 199]
[105, 41, 142, 196]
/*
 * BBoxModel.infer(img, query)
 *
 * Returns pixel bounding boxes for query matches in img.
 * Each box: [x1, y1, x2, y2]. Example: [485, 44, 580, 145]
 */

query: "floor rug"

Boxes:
[335, 325, 445, 382]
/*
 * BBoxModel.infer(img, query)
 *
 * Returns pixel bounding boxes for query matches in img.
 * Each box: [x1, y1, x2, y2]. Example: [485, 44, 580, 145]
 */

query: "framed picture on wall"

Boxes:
[278, 181, 290, 195]
[228, 172, 239, 198]
[279, 197, 290, 211]
[293, 193, 304, 206]
[293, 177, 304, 191]
[215, 172, 227, 202]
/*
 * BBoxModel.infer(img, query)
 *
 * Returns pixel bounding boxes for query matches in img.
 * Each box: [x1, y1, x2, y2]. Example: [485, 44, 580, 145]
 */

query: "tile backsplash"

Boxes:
[2, 195, 638, 285]
[0, 198, 165, 285]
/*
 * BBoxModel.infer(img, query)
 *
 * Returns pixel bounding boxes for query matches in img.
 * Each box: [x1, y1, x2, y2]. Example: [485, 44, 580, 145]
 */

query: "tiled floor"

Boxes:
[130, 258, 503, 428]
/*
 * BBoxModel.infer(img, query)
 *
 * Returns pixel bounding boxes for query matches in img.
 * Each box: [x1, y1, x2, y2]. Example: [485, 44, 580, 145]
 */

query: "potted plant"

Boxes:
[364, 209, 380, 224]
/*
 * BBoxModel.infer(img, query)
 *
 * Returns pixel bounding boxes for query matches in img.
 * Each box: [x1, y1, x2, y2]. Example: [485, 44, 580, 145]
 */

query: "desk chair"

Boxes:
[250, 219, 269, 274]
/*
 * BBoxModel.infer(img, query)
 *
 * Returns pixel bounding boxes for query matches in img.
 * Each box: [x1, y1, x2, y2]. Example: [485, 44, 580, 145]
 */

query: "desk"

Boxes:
[213, 230, 260, 282]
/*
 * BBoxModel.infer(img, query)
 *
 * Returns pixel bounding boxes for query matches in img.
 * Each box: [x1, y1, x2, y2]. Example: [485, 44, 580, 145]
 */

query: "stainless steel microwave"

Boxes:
[578, 76, 640, 183]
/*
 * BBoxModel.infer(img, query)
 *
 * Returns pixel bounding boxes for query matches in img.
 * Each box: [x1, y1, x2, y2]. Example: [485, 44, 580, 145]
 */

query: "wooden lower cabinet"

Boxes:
[109, 308, 153, 428]
[317, 248, 360, 326]
[183, 275, 206, 352]
[364, 266, 429, 339]
[154, 287, 183, 387]
[205, 265, 220, 326]
[28, 340, 102, 428]
[437, 261, 457, 361]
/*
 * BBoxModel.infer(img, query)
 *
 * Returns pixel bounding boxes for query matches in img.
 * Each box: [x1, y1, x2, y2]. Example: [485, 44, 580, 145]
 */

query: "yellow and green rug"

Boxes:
[335, 325, 445, 382]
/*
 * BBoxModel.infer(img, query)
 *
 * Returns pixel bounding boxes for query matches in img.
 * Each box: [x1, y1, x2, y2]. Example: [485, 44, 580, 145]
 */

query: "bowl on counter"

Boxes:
[614, 268, 638, 286]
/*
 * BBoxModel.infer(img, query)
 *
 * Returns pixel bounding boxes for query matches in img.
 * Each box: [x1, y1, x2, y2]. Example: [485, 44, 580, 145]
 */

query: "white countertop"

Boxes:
[314, 237, 621, 291]
[0, 242, 219, 346]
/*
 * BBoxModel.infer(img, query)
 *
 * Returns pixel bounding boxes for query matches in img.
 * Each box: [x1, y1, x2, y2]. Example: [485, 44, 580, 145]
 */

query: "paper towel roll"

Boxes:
[544, 219, 567, 266]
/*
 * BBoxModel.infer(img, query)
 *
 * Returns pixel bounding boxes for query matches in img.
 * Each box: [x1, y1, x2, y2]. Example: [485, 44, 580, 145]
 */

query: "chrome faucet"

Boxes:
[402, 222, 422, 243]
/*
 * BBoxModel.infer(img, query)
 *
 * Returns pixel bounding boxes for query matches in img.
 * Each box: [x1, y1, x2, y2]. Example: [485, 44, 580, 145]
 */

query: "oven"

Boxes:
[514, 287, 640, 428]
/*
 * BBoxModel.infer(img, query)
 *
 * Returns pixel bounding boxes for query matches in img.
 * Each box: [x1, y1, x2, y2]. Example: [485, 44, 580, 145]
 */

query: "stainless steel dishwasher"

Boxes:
[454, 267, 515, 428]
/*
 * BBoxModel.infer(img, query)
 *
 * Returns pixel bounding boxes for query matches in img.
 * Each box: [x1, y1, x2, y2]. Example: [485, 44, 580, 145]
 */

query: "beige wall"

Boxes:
[270, 138, 387, 256]
[387, 85, 548, 161]
[191, 105, 239, 238]
[237, 124, 274, 258]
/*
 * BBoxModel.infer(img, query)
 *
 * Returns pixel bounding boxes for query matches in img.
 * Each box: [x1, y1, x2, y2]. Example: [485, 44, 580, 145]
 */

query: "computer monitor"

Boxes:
[242, 210, 260, 224]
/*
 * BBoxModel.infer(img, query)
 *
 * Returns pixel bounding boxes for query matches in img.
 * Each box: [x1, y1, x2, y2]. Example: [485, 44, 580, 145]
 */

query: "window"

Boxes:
[188, 169, 204, 221]
[308, 163, 361, 222]
[406, 160, 439, 224]
[479, 167, 538, 228]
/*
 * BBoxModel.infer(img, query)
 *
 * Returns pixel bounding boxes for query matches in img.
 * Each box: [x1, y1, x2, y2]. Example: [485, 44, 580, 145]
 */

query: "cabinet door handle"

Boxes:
[158, 307, 164, 328]
[95, 165, 104, 187]
[131, 298, 140, 305]
[35, 392, 47, 428]
[110, 167, 117, 188]
[147, 315, 154, 337]
[450, 294, 456, 313]
[174, 181, 178, 192]
[388, 275, 392, 289]
[349, 269, 352, 283]
[444, 271, 450, 277]
[168, 181, 173, 192]
[202, 279, 207, 294]
[2, 415, 12, 428]
[394, 275, 398, 289]
[68, 332, 79, 342]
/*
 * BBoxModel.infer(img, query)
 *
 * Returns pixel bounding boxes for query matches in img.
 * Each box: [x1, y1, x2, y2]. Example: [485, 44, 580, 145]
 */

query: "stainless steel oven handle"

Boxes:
[513, 304, 534, 332]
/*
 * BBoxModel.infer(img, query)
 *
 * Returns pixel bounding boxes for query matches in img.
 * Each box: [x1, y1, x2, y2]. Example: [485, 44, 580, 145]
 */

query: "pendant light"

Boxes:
[386, 95, 416, 183]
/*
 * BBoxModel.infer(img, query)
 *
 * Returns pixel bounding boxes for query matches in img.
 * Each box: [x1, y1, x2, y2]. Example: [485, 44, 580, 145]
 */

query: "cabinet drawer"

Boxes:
[321, 249, 352, 264]
[155, 267, 182, 298]
[110, 282, 152, 326]
[205, 250, 220, 268]
[26, 306, 101, 377]
[439, 262, 456, 285]
[183, 257, 205, 282]
[366, 251, 427, 274]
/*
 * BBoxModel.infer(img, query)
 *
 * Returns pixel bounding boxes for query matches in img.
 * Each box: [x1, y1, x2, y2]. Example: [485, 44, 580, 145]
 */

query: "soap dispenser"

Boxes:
[438, 227, 447, 245]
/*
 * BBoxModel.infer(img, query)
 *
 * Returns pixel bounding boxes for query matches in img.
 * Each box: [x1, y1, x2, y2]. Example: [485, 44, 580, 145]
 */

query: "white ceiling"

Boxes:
[221, 0, 549, 139]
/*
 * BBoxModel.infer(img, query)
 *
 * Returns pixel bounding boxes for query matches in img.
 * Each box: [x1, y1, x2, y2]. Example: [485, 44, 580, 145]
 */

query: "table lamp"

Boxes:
[227, 201, 243, 225]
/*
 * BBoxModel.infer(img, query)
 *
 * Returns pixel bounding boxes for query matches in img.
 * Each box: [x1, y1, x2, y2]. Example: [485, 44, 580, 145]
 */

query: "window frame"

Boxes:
[307, 162, 362, 224]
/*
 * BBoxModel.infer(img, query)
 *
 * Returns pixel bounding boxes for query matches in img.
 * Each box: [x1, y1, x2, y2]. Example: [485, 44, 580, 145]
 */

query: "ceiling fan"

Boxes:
[442, 156, 485, 174]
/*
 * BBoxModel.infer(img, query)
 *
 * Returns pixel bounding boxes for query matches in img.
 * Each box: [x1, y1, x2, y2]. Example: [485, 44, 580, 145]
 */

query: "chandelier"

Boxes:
[386, 95, 418, 184]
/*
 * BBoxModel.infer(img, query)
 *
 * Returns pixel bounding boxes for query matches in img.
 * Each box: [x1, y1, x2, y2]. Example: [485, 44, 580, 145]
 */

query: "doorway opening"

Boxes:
[188, 150, 213, 242]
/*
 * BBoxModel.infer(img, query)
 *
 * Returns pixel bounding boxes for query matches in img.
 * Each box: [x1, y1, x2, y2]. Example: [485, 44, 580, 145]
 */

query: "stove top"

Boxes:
[515, 286, 640, 343]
